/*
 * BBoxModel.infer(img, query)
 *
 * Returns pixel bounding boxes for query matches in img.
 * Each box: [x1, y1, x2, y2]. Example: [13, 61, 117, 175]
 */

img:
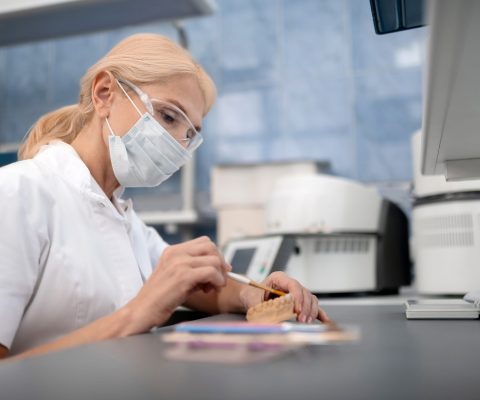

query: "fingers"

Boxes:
[293, 291, 319, 323]
[189, 266, 227, 290]
[190, 255, 229, 289]
[183, 237, 220, 257]
[136, 237, 231, 329]
[307, 293, 318, 324]
[263, 271, 330, 323]
[189, 255, 223, 269]
[175, 237, 230, 291]
[318, 307, 330, 322]
[164, 236, 230, 276]
[192, 283, 216, 294]
[181, 237, 230, 270]
[264, 272, 305, 318]
[297, 289, 313, 323]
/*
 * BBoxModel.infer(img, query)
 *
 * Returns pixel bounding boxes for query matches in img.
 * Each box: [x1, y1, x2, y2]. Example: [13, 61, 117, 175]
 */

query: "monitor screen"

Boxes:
[370, 0, 425, 34]
[230, 248, 257, 275]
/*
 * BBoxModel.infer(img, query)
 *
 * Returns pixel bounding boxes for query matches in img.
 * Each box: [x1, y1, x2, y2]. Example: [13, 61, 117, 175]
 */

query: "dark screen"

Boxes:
[370, 0, 425, 35]
[230, 248, 257, 274]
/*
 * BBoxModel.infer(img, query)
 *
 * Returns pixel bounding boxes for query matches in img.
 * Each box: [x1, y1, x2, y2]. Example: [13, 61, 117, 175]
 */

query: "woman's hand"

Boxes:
[8, 237, 231, 360]
[240, 271, 329, 323]
[124, 236, 231, 334]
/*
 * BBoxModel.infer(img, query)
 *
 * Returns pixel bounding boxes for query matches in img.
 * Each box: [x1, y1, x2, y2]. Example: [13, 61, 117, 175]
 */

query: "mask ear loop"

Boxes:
[105, 79, 145, 136]
[105, 117, 116, 137]
[115, 79, 144, 117]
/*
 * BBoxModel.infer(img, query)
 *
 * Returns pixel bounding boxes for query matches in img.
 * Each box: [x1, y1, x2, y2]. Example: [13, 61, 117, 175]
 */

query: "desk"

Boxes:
[1, 305, 479, 400]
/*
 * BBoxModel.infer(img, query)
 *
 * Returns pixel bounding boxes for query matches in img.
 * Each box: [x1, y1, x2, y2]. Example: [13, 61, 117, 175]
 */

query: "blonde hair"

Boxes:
[19, 33, 216, 160]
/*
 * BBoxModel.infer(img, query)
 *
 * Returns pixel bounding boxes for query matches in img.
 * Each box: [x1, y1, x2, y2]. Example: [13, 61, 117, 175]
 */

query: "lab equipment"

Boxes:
[411, 131, 480, 294]
[223, 235, 296, 283]
[211, 161, 329, 246]
[405, 291, 480, 319]
[416, 1, 480, 294]
[422, 0, 480, 181]
[224, 175, 411, 295]
[117, 78, 203, 150]
[267, 175, 410, 294]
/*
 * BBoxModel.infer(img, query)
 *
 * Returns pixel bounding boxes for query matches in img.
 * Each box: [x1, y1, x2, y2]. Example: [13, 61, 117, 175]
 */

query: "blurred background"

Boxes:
[0, 0, 425, 244]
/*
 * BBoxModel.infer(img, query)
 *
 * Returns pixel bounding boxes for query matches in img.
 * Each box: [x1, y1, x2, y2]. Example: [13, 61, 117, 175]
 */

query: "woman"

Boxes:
[0, 34, 328, 359]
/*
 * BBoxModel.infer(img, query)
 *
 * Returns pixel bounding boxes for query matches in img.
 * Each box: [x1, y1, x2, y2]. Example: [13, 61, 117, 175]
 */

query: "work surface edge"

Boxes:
[0, 304, 479, 400]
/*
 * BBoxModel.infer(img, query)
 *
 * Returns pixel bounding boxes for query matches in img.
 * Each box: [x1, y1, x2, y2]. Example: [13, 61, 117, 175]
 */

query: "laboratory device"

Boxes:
[421, 0, 480, 181]
[224, 175, 411, 295]
[223, 235, 296, 284]
[405, 299, 480, 319]
[411, 131, 480, 294]
[405, 291, 480, 319]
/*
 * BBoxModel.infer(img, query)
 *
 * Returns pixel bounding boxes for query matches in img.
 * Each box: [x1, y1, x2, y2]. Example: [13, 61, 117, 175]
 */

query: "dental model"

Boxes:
[246, 294, 296, 323]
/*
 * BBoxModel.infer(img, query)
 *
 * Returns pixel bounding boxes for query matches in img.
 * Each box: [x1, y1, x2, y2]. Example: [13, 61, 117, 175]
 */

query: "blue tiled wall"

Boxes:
[0, 0, 425, 188]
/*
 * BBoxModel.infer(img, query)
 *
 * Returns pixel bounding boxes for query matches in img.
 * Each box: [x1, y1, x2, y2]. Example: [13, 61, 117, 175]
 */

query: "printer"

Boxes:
[223, 175, 411, 295]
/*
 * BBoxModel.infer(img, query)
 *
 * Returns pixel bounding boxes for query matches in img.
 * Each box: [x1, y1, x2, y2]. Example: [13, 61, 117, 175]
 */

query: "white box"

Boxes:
[217, 208, 266, 247]
[211, 161, 327, 208]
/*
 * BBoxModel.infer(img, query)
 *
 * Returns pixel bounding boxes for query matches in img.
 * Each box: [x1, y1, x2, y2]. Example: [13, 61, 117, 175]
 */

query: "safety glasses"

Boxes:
[117, 78, 203, 151]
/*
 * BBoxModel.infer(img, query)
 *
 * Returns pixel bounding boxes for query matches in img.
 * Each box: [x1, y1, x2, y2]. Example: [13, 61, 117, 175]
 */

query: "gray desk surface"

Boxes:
[1, 305, 479, 400]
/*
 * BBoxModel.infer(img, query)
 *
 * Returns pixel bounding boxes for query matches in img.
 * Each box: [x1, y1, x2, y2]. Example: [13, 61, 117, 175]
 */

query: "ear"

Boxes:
[91, 71, 116, 118]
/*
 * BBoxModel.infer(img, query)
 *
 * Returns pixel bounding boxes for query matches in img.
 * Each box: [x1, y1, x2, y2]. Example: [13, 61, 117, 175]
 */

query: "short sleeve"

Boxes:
[0, 165, 49, 349]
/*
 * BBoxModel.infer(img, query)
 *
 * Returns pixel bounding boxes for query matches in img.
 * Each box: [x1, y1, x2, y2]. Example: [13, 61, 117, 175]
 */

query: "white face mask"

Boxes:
[105, 81, 193, 188]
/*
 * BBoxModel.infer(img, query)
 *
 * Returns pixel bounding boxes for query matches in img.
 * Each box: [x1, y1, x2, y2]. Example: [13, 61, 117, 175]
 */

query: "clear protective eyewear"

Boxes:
[117, 78, 203, 151]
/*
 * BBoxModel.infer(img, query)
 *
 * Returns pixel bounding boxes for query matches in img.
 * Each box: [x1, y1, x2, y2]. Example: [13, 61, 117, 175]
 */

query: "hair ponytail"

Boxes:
[18, 33, 216, 161]
[18, 104, 86, 160]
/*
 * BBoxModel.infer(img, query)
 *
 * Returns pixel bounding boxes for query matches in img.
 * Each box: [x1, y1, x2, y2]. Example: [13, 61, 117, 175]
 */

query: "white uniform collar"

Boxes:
[34, 141, 130, 214]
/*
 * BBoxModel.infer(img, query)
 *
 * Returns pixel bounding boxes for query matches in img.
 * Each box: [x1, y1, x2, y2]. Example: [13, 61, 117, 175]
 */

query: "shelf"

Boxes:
[0, 0, 216, 46]
[137, 210, 199, 226]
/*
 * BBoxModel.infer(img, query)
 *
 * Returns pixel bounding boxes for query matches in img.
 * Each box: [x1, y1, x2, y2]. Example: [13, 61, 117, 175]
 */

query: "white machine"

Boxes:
[415, 1, 480, 294]
[412, 131, 480, 294]
[223, 235, 296, 284]
[223, 175, 411, 295]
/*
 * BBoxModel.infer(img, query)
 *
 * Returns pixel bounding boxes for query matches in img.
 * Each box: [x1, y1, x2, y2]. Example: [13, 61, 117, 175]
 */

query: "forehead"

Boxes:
[143, 75, 205, 129]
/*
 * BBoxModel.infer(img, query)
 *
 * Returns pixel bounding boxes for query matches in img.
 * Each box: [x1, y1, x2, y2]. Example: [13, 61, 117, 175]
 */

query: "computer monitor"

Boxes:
[369, 0, 426, 34]
[421, 0, 480, 181]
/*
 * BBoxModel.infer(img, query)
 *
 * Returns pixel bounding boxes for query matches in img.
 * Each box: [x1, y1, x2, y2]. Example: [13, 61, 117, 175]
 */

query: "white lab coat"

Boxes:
[0, 141, 168, 353]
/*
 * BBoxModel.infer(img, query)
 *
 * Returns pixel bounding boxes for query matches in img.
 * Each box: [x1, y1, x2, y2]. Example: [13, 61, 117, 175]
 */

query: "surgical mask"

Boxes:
[106, 79, 199, 188]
